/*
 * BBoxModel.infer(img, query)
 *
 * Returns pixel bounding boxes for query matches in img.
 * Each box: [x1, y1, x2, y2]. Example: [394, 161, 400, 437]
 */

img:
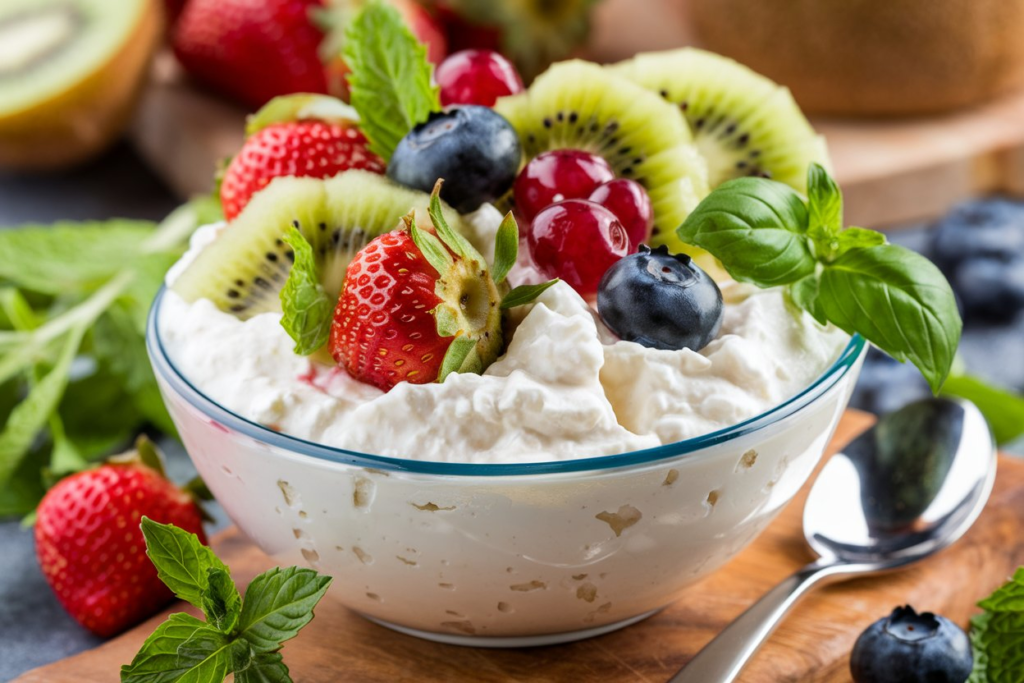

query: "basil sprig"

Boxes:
[678, 164, 961, 392]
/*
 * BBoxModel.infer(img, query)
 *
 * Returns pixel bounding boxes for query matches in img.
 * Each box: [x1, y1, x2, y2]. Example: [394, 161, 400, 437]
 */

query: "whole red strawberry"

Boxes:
[35, 452, 206, 637]
[330, 185, 509, 391]
[220, 116, 384, 221]
[173, 0, 329, 109]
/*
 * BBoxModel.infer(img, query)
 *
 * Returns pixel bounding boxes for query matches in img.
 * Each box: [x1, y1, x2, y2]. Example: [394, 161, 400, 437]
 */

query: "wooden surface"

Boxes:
[129, 0, 1024, 230]
[17, 411, 1024, 683]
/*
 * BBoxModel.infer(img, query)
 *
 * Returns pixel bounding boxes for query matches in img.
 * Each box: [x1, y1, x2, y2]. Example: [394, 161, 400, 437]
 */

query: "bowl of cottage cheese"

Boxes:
[148, 211, 865, 646]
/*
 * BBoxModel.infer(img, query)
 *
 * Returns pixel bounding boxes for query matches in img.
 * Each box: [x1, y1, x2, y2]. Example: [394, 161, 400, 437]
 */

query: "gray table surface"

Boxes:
[1, 143, 1022, 681]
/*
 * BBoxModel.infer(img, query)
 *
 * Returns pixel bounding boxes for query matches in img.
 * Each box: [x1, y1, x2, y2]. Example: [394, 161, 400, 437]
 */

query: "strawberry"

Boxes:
[172, 0, 330, 109]
[330, 183, 509, 391]
[34, 443, 206, 637]
[220, 106, 385, 221]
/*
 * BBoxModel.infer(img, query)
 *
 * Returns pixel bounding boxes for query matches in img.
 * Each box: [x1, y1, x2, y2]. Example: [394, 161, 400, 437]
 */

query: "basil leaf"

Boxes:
[491, 212, 519, 285]
[835, 227, 886, 258]
[787, 274, 827, 325]
[343, 0, 440, 161]
[120, 613, 233, 683]
[676, 177, 815, 286]
[202, 567, 242, 633]
[500, 280, 559, 309]
[141, 518, 229, 610]
[237, 567, 332, 653]
[817, 244, 961, 392]
[234, 652, 291, 683]
[807, 162, 843, 243]
[940, 375, 1024, 446]
[279, 228, 333, 356]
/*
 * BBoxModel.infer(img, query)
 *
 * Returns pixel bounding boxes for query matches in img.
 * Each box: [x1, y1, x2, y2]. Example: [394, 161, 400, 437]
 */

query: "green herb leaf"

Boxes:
[343, 0, 440, 160]
[500, 280, 559, 310]
[807, 162, 843, 245]
[407, 214, 453, 275]
[237, 566, 333, 653]
[677, 178, 815, 286]
[971, 569, 1024, 683]
[834, 227, 886, 258]
[427, 183, 485, 264]
[491, 212, 519, 285]
[438, 336, 480, 383]
[234, 652, 291, 683]
[202, 567, 242, 633]
[788, 274, 826, 325]
[279, 228, 333, 356]
[816, 244, 960, 392]
[940, 375, 1024, 446]
[979, 568, 1024, 613]
[141, 517, 229, 610]
[120, 612, 233, 683]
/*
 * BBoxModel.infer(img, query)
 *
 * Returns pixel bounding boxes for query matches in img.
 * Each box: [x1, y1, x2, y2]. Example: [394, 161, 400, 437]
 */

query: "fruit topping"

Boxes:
[588, 178, 654, 247]
[597, 245, 724, 352]
[513, 149, 616, 223]
[329, 182, 552, 390]
[527, 199, 631, 297]
[387, 105, 522, 213]
[850, 606, 973, 683]
[436, 49, 525, 107]
[220, 110, 385, 221]
[34, 440, 207, 637]
[172, 170, 468, 318]
[494, 60, 709, 255]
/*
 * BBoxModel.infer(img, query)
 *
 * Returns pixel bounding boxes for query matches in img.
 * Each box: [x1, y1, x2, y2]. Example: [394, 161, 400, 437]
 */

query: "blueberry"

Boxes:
[597, 244, 723, 352]
[850, 606, 973, 683]
[929, 198, 1024, 272]
[952, 255, 1024, 320]
[387, 105, 521, 213]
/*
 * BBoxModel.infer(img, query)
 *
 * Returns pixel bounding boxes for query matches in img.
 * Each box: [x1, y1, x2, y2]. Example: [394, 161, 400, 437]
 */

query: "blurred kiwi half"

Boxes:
[0, 0, 160, 171]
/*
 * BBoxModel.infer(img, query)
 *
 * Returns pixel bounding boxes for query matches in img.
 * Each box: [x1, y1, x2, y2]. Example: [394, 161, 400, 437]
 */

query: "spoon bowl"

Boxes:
[672, 398, 997, 683]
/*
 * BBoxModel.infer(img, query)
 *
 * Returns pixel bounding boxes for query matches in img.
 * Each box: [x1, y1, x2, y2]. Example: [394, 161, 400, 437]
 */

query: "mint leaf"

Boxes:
[807, 162, 842, 245]
[343, 0, 440, 160]
[491, 212, 519, 285]
[940, 375, 1024, 446]
[202, 568, 242, 633]
[971, 611, 1024, 683]
[278, 228, 333, 356]
[979, 568, 1024, 613]
[234, 652, 291, 683]
[501, 280, 559, 309]
[816, 244, 960, 392]
[120, 613, 233, 683]
[141, 518, 229, 610]
[237, 566, 332, 653]
[677, 177, 815, 286]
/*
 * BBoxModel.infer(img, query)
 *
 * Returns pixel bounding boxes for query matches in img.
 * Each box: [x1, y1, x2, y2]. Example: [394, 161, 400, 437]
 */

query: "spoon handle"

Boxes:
[669, 558, 849, 683]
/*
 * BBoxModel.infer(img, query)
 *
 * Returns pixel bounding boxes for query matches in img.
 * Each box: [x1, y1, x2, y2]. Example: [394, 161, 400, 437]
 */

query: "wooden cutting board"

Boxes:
[16, 411, 1024, 682]
[130, 0, 1024, 230]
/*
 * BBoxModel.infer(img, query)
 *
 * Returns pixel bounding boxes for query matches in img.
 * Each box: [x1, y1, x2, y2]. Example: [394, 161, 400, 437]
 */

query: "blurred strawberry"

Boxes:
[173, 0, 330, 109]
[34, 441, 207, 637]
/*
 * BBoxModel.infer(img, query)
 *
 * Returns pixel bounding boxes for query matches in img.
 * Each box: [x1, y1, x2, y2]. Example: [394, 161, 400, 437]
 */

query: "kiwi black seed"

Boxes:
[609, 48, 829, 192]
[171, 170, 469, 318]
[494, 60, 710, 254]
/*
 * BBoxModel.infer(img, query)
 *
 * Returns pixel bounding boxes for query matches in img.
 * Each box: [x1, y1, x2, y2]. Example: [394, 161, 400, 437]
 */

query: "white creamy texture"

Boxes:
[161, 210, 849, 464]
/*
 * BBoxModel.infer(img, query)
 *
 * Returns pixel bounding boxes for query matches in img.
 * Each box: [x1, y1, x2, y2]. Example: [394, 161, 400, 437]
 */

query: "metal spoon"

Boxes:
[671, 398, 997, 683]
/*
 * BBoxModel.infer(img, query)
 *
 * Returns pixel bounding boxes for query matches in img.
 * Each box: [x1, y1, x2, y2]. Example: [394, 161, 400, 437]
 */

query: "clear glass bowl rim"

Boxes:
[147, 287, 866, 477]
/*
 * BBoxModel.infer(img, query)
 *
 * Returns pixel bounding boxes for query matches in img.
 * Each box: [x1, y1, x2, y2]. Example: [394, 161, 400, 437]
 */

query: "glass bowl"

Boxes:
[147, 287, 867, 647]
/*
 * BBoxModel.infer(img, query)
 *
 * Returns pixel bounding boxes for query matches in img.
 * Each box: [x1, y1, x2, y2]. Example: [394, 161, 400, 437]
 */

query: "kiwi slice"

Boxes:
[494, 60, 710, 249]
[172, 170, 469, 319]
[609, 48, 829, 193]
[0, 0, 159, 170]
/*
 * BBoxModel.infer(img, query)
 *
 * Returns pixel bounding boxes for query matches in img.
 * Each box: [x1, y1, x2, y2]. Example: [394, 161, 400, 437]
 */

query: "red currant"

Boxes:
[589, 179, 654, 248]
[527, 199, 631, 297]
[436, 49, 524, 107]
[513, 150, 615, 223]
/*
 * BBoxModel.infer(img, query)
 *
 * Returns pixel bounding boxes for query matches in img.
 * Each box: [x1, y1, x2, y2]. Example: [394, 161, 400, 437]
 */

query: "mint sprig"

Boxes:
[678, 163, 962, 392]
[342, 0, 441, 161]
[122, 519, 331, 683]
[279, 228, 333, 356]
[969, 567, 1024, 682]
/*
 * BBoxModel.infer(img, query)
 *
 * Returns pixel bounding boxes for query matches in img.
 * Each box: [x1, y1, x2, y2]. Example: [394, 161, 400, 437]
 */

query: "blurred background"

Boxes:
[3, 0, 1024, 678]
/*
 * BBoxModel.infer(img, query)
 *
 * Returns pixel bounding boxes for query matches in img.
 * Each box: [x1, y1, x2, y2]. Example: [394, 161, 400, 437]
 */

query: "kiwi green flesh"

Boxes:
[495, 60, 709, 244]
[171, 170, 468, 319]
[0, 0, 144, 117]
[610, 49, 828, 192]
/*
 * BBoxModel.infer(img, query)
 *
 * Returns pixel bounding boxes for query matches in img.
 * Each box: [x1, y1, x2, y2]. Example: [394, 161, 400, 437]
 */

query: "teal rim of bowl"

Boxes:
[147, 287, 867, 477]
